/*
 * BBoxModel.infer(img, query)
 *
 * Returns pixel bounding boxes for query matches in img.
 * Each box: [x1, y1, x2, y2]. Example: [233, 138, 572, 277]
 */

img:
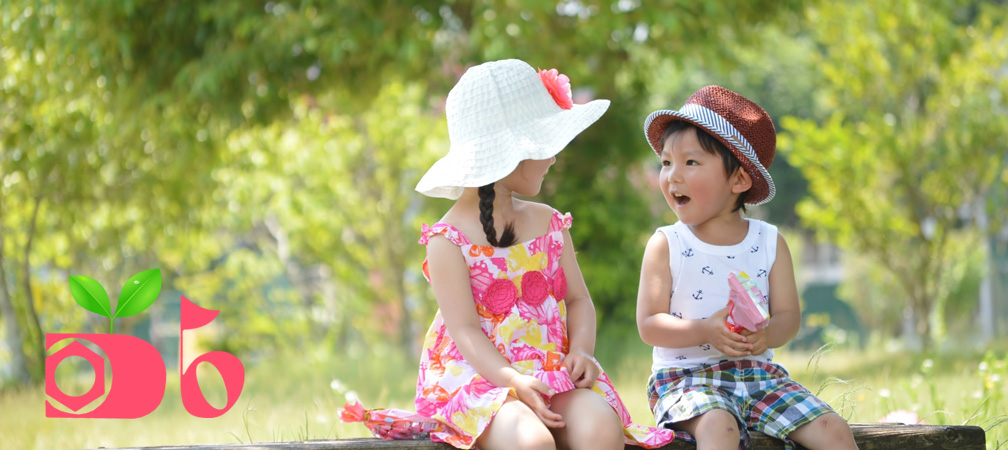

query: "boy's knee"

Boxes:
[698, 409, 742, 441]
[789, 413, 857, 449]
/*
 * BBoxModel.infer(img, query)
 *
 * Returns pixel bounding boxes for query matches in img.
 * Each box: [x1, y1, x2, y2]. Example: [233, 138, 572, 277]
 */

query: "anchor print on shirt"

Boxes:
[671, 311, 683, 319]
[701, 266, 714, 276]
[675, 355, 688, 361]
[682, 248, 695, 257]
[692, 290, 703, 300]
[699, 344, 712, 351]
[750, 245, 760, 253]
[756, 269, 768, 278]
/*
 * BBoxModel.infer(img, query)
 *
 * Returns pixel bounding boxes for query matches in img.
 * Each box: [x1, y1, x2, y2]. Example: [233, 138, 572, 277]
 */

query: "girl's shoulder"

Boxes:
[516, 200, 571, 234]
[517, 199, 566, 220]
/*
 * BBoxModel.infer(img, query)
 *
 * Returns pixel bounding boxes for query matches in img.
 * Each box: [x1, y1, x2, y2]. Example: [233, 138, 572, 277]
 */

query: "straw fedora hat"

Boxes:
[416, 59, 610, 199]
[643, 86, 777, 205]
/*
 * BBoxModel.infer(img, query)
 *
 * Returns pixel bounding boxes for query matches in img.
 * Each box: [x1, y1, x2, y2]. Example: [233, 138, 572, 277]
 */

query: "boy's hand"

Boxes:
[509, 374, 565, 428]
[564, 349, 600, 389]
[706, 306, 751, 357]
[740, 327, 768, 355]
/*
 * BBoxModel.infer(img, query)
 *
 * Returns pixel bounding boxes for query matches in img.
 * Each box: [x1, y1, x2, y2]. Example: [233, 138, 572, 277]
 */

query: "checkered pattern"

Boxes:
[647, 359, 834, 450]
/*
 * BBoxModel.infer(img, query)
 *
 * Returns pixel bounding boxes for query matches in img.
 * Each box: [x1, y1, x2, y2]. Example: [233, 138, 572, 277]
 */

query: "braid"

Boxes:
[477, 184, 517, 247]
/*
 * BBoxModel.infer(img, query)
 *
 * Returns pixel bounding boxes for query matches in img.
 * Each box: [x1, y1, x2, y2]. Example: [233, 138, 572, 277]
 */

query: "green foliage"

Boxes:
[780, 0, 1008, 347]
[2, 0, 1001, 389]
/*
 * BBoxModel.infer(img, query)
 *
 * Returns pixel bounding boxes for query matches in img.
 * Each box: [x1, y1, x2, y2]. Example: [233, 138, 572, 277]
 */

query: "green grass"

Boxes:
[4, 343, 1006, 449]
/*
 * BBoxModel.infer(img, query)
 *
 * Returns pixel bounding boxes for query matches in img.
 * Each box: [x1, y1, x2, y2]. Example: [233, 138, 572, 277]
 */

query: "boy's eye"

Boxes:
[686, 160, 698, 166]
[662, 160, 671, 166]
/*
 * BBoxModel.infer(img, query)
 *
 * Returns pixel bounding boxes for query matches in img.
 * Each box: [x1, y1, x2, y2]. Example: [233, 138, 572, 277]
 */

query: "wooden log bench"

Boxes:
[112, 423, 984, 450]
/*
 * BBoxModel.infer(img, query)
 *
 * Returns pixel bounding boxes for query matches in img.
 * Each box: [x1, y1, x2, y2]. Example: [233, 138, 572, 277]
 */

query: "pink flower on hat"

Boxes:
[538, 68, 573, 110]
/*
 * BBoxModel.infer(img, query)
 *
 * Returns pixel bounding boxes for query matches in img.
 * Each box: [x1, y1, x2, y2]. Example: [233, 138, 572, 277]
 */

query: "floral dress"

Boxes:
[416, 210, 674, 449]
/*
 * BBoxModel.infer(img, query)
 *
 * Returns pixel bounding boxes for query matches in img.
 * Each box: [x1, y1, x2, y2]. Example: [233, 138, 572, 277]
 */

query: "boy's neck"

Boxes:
[685, 215, 750, 246]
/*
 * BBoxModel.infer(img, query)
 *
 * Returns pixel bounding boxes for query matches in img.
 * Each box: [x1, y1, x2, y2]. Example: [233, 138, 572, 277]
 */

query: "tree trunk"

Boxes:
[21, 194, 46, 377]
[0, 223, 31, 385]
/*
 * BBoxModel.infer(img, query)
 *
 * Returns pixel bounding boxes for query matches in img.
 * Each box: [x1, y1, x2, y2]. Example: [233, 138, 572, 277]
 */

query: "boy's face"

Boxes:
[659, 127, 747, 226]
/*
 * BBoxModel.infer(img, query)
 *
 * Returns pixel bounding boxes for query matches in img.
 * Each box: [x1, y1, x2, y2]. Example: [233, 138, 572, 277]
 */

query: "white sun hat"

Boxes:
[415, 59, 610, 199]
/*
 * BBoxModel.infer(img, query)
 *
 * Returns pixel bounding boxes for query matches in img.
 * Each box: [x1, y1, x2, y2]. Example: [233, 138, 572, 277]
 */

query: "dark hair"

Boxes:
[660, 121, 748, 213]
[477, 184, 517, 247]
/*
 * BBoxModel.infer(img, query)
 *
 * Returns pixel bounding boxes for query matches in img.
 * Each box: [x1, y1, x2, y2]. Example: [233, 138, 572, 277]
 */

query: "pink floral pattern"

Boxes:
[552, 267, 568, 302]
[481, 279, 517, 315]
[414, 210, 675, 448]
[520, 271, 549, 307]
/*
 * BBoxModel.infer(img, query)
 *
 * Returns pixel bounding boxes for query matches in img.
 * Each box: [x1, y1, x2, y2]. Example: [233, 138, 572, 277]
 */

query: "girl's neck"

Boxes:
[458, 185, 517, 217]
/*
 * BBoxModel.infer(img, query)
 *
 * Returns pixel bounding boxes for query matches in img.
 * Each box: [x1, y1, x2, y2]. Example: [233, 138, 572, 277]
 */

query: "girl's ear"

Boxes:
[731, 168, 753, 194]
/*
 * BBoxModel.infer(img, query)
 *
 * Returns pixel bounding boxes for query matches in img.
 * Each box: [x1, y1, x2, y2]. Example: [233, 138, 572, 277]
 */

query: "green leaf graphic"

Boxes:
[69, 275, 112, 318]
[114, 268, 162, 318]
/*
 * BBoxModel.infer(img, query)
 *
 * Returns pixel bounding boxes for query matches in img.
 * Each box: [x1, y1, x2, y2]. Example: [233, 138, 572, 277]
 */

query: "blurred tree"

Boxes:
[780, 0, 1008, 348]
[2, 0, 812, 385]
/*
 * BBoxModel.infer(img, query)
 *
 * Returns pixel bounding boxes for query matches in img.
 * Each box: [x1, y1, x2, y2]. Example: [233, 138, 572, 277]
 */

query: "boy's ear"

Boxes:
[731, 168, 753, 194]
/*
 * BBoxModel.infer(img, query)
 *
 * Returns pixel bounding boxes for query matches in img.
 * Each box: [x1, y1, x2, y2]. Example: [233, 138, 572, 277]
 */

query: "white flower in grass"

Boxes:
[330, 379, 345, 392]
[345, 390, 359, 403]
[979, 361, 989, 372]
[879, 388, 892, 398]
[921, 359, 933, 369]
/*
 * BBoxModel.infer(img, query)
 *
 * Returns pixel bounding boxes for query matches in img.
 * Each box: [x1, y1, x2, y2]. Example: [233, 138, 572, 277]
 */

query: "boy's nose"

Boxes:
[665, 165, 682, 184]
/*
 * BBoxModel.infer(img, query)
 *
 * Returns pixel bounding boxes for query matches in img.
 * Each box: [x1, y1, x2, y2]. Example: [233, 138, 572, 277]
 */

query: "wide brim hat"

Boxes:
[643, 85, 776, 205]
[416, 59, 610, 199]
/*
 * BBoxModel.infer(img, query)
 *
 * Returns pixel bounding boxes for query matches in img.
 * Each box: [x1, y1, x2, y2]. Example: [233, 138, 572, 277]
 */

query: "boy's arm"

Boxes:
[758, 232, 802, 349]
[636, 232, 750, 355]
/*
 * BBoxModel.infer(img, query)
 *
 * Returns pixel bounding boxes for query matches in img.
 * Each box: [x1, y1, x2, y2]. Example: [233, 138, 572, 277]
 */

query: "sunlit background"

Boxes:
[2, 1, 1007, 449]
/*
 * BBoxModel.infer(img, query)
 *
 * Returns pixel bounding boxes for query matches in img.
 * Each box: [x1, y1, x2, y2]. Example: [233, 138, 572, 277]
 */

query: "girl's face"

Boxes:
[500, 157, 556, 196]
[659, 127, 749, 227]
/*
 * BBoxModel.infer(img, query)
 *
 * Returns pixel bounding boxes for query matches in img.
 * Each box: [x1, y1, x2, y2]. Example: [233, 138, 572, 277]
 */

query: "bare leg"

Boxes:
[476, 398, 556, 450]
[671, 408, 741, 450]
[549, 388, 624, 450]
[787, 412, 859, 450]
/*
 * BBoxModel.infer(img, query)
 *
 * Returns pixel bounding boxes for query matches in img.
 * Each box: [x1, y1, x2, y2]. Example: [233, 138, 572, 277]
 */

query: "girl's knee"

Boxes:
[550, 390, 623, 450]
[566, 411, 624, 449]
[479, 400, 556, 450]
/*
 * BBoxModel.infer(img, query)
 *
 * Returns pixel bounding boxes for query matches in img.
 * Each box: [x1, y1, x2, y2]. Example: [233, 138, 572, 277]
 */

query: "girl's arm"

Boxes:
[426, 235, 564, 427]
[741, 233, 801, 354]
[636, 232, 750, 356]
[556, 227, 601, 388]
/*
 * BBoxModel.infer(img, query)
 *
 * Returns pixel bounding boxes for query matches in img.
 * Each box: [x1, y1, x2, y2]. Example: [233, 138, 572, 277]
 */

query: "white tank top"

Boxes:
[651, 219, 778, 372]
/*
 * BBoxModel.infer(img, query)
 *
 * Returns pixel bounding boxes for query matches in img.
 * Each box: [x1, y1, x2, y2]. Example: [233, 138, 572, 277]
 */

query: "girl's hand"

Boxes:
[740, 327, 768, 356]
[706, 306, 751, 357]
[509, 374, 565, 428]
[564, 349, 600, 389]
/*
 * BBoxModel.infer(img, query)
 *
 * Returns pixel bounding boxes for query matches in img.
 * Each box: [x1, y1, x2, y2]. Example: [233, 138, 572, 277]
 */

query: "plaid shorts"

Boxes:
[647, 359, 834, 449]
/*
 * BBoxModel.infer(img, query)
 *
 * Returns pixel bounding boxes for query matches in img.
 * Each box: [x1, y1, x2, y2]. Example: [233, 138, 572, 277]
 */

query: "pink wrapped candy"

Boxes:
[725, 271, 769, 333]
[339, 399, 442, 440]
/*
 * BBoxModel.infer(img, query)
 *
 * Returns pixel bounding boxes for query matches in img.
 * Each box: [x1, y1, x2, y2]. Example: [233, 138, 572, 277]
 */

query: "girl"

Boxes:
[414, 59, 673, 450]
[636, 86, 859, 450]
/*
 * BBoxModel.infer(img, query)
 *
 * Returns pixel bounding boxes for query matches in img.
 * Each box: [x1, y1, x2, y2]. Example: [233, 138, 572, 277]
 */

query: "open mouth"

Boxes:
[673, 193, 691, 206]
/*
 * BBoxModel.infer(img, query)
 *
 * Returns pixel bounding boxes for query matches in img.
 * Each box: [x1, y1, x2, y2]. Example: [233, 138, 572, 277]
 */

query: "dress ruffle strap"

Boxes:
[419, 223, 472, 246]
[549, 210, 573, 233]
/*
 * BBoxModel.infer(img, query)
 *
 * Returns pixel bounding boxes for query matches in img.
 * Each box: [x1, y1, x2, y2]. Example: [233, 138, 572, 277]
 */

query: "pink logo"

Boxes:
[45, 269, 245, 418]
